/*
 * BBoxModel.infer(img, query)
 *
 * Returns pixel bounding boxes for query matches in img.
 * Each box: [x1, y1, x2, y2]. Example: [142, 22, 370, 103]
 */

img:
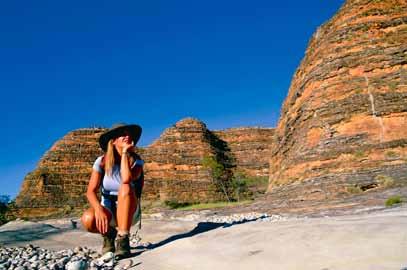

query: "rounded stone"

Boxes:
[65, 260, 88, 270]
[31, 261, 40, 268]
[29, 255, 39, 262]
[73, 247, 83, 254]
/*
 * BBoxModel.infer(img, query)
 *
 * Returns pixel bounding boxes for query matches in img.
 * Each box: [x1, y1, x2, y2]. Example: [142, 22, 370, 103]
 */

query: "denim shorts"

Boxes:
[101, 194, 140, 227]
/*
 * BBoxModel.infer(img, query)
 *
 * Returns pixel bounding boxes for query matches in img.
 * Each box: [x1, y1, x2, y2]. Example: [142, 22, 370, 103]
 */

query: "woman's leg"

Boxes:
[81, 207, 113, 234]
[115, 184, 137, 257]
[81, 206, 117, 253]
[116, 183, 137, 233]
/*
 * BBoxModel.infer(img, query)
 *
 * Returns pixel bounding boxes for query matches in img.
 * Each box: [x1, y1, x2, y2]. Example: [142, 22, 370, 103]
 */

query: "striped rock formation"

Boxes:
[141, 118, 226, 203]
[268, 0, 407, 200]
[15, 128, 104, 217]
[143, 120, 275, 202]
[214, 127, 275, 177]
[15, 118, 274, 218]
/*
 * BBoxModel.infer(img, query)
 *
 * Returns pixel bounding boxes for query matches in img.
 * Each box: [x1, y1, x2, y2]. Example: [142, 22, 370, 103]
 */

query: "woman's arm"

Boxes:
[121, 154, 143, 183]
[86, 170, 109, 234]
[120, 143, 143, 183]
[86, 170, 103, 210]
[120, 152, 132, 184]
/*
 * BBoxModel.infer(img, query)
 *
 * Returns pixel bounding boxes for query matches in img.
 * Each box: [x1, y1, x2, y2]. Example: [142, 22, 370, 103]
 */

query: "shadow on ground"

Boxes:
[0, 222, 76, 246]
[130, 217, 261, 257]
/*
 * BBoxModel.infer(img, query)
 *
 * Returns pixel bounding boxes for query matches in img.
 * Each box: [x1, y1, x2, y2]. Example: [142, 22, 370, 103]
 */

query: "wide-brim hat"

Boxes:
[99, 123, 142, 152]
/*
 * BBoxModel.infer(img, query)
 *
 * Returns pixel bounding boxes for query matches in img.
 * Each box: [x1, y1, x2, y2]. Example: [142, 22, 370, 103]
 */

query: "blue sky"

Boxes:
[0, 0, 344, 199]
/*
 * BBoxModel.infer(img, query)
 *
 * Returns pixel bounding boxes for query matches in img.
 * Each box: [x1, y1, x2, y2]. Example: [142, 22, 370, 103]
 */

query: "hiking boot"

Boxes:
[115, 234, 131, 259]
[102, 227, 117, 254]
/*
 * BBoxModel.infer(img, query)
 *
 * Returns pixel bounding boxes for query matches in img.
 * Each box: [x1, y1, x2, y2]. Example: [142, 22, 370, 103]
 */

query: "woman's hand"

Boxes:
[94, 206, 109, 234]
[86, 170, 110, 234]
[122, 141, 134, 154]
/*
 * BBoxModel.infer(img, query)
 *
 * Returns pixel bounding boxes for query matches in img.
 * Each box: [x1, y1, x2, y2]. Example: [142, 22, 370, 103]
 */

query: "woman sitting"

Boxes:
[81, 123, 144, 258]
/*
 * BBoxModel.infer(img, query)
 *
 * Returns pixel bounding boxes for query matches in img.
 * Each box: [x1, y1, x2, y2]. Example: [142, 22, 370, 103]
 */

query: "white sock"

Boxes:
[118, 230, 129, 236]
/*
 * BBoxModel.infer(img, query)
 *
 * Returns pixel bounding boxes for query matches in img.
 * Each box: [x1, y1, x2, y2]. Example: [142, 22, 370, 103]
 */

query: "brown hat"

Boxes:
[99, 123, 142, 152]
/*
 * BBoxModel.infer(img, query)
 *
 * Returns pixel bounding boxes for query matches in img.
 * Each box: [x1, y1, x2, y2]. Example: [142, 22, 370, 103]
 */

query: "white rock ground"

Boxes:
[0, 205, 406, 270]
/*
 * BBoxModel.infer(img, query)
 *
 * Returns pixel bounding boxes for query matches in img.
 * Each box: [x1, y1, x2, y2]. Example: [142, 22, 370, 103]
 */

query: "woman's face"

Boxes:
[113, 130, 133, 148]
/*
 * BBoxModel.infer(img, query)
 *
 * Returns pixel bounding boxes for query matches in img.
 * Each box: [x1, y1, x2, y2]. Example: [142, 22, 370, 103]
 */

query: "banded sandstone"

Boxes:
[268, 0, 407, 199]
[15, 119, 274, 218]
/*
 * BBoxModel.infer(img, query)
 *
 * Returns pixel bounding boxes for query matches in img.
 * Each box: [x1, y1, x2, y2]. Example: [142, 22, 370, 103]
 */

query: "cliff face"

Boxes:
[15, 119, 275, 217]
[214, 128, 275, 177]
[142, 121, 275, 202]
[268, 0, 407, 199]
[15, 129, 105, 217]
[141, 118, 224, 203]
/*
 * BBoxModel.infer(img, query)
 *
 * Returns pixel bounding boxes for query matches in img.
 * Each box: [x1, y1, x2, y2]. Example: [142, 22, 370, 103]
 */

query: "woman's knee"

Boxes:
[81, 208, 97, 232]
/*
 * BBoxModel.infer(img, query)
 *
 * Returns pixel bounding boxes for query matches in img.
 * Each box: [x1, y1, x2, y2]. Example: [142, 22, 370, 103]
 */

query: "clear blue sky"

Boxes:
[0, 0, 344, 199]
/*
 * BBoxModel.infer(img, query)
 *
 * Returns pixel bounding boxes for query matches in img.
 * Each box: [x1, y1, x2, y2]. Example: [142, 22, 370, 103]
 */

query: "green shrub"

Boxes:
[387, 81, 398, 91]
[385, 150, 399, 159]
[202, 156, 224, 180]
[230, 172, 270, 201]
[62, 205, 74, 215]
[176, 201, 252, 210]
[245, 176, 269, 188]
[0, 195, 12, 225]
[164, 200, 191, 209]
[202, 156, 231, 201]
[385, 195, 403, 207]
[202, 156, 269, 202]
[375, 174, 395, 188]
[347, 186, 363, 194]
[354, 149, 366, 159]
[231, 171, 249, 202]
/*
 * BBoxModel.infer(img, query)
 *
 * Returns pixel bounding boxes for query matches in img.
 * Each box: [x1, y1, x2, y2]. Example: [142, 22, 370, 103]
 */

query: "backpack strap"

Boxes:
[128, 152, 144, 199]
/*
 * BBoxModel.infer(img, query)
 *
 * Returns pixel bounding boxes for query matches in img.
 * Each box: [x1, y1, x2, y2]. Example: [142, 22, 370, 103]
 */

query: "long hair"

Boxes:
[104, 138, 136, 176]
[105, 139, 116, 176]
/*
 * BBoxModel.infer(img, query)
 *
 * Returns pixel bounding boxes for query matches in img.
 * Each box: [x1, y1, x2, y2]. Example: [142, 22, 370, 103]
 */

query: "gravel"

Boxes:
[168, 211, 288, 224]
[202, 212, 286, 224]
[0, 244, 132, 270]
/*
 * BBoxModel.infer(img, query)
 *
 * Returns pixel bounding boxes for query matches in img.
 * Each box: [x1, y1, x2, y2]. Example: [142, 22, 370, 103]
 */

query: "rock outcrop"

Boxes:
[141, 118, 225, 203]
[15, 119, 274, 218]
[268, 0, 407, 199]
[214, 127, 275, 177]
[15, 129, 104, 217]
[143, 120, 275, 202]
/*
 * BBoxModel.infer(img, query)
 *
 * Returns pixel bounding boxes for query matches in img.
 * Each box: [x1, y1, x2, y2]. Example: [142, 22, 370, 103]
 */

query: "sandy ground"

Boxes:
[1, 205, 407, 270]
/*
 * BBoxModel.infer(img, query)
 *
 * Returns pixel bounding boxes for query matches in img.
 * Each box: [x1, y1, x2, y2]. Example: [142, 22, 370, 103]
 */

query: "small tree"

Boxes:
[231, 171, 249, 202]
[202, 156, 231, 202]
[0, 195, 11, 225]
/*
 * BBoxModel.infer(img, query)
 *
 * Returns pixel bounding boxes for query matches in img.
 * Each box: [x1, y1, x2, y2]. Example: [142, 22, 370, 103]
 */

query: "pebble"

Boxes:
[0, 244, 119, 270]
[65, 259, 88, 270]
[98, 251, 114, 264]
[202, 212, 286, 224]
[113, 259, 133, 270]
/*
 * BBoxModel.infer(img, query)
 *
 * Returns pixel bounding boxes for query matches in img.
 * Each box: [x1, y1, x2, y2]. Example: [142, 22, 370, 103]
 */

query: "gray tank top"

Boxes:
[92, 156, 144, 196]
